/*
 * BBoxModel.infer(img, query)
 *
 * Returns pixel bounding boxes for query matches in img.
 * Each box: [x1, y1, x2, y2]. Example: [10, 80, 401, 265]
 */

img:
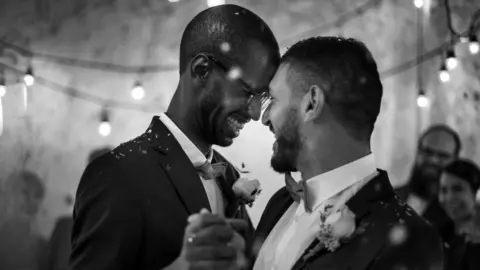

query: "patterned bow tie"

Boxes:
[196, 161, 227, 180]
[285, 172, 312, 212]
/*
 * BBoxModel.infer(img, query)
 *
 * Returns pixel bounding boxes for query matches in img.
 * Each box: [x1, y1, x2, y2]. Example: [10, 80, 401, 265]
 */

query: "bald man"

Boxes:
[70, 4, 279, 270]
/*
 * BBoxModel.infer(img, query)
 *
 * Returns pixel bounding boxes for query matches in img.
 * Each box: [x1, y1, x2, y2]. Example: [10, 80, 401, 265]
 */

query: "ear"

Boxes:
[302, 84, 325, 123]
[190, 54, 211, 82]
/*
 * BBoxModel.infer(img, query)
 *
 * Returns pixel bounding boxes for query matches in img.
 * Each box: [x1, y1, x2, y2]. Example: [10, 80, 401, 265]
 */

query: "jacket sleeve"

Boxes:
[69, 159, 143, 270]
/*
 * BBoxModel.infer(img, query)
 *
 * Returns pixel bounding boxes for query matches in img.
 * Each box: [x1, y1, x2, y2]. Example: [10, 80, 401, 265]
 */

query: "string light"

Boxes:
[131, 81, 145, 100]
[23, 66, 34, 86]
[445, 48, 457, 70]
[439, 64, 450, 83]
[168, 0, 180, 2]
[98, 109, 111, 137]
[0, 76, 5, 137]
[469, 35, 479, 54]
[207, 0, 225, 7]
[413, 0, 424, 9]
[416, 89, 429, 108]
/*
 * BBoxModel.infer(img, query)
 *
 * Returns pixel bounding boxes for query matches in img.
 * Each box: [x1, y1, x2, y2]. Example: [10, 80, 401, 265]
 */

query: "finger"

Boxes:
[226, 219, 248, 236]
[186, 213, 227, 235]
[192, 224, 234, 245]
[190, 260, 238, 270]
[185, 245, 236, 261]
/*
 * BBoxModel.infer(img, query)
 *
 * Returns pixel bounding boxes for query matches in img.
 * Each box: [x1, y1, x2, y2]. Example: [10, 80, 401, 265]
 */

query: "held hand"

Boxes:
[177, 209, 247, 270]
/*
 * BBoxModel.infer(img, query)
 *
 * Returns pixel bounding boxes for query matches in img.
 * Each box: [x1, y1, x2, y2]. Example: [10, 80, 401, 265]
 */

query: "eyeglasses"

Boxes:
[205, 54, 271, 110]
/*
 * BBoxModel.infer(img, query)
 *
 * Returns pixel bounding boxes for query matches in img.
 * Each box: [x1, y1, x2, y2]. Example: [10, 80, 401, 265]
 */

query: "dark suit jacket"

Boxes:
[70, 116, 254, 270]
[48, 216, 74, 270]
[254, 170, 444, 270]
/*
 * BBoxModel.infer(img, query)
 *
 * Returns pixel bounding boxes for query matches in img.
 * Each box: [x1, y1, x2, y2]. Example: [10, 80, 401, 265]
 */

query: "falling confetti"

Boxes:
[220, 41, 231, 53]
[227, 66, 242, 81]
[389, 224, 408, 245]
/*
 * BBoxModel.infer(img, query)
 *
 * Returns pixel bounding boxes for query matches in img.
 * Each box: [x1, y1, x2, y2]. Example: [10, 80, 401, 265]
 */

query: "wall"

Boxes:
[0, 0, 478, 239]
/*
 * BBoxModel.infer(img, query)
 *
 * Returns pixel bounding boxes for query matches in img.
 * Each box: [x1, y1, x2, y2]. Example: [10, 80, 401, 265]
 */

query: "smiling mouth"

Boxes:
[226, 115, 248, 137]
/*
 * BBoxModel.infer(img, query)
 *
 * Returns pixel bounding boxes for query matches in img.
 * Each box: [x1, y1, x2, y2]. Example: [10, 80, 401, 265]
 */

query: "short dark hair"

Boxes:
[419, 124, 461, 156]
[88, 147, 112, 163]
[443, 159, 480, 193]
[179, 4, 279, 74]
[281, 36, 383, 142]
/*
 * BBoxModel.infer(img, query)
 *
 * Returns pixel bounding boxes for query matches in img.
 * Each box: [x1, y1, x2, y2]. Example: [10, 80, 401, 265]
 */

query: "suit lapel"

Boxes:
[291, 170, 394, 270]
[148, 116, 211, 214]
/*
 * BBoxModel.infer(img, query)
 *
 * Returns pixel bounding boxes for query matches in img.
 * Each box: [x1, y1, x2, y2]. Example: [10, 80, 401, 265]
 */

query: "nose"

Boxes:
[261, 102, 272, 126]
[248, 97, 262, 121]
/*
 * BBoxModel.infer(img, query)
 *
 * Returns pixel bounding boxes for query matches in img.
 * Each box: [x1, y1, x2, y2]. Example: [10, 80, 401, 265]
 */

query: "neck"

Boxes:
[166, 83, 212, 155]
[297, 126, 371, 180]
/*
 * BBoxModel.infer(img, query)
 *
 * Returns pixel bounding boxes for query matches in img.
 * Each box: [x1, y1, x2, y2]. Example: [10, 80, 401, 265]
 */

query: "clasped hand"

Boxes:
[179, 209, 248, 270]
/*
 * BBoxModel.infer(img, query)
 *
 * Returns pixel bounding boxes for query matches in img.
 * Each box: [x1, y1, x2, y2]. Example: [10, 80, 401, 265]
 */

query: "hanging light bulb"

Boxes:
[0, 76, 5, 98]
[445, 49, 457, 70]
[439, 64, 450, 83]
[416, 89, 429, 108]
[98, 109, 111, 137]
[413, 0, 424, 8]
[131, 81, 145, 100]
[468, 35, 479, 55]
[207, 0, 225, 7]
[23, 66, 35, 86]
[0, 76, 4, 137]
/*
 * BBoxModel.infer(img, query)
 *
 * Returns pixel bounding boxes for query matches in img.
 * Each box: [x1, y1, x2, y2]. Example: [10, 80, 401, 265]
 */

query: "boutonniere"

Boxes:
[232, 177, 261, 207]
[316, 204, 357, 252]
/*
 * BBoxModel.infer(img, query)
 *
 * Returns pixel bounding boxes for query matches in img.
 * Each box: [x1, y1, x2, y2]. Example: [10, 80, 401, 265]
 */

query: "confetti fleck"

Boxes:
[167, 133, 171, 136]
[220, 41, 231, 53]
[141, 150, 147, 154]
[147, 129, 152, 133]
[166, 164, 172, 171]
[227, 66, 242, 81]
[389, 224, 407, 245]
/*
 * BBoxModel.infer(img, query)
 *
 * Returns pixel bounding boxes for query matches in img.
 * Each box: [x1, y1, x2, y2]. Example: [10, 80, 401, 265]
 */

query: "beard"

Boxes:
[271, 107, 302, 173]
[198, 82, 226, 146]
[408, 164, 442, 201]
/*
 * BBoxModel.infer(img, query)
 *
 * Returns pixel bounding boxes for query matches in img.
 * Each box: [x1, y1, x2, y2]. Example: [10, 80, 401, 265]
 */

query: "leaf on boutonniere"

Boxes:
[302, 239, 325, 263]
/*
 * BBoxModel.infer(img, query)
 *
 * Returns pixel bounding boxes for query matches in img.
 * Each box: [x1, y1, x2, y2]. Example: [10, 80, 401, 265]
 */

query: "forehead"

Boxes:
[234, 40, 277, 90]
[440, 172, 467, 187]
[269, 63, 294, 98]
[421, 130, 456, 153]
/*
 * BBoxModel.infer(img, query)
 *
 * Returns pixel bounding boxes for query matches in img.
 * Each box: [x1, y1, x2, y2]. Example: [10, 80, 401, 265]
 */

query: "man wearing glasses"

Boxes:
[396, 125, 462, 242]
[70, 4, 279, 270]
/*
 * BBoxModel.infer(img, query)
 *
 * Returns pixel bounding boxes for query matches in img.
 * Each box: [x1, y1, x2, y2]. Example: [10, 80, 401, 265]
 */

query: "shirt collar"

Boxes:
[158, 113, 212, 167]
[302, 154, 377, 214]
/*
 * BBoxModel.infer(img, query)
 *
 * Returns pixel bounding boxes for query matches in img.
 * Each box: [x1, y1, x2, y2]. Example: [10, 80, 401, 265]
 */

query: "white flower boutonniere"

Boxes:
[316, 205, 356, 252]
[232, 177, 261, 207]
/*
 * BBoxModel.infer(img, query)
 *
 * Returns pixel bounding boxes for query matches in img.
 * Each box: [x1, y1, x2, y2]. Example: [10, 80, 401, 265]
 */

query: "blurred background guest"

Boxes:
[396, 125, 461, 237]
[0, 170, 48, 270]
[438, 159, 480, 270]
[47, 146, 112, 270]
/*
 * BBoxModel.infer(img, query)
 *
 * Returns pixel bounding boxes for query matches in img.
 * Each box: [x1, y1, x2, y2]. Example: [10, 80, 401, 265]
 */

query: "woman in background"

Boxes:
[438, 159, 480, 270]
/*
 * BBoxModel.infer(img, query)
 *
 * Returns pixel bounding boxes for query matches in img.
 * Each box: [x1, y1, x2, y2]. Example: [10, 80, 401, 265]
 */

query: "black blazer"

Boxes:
[254, 170, 444, 270]
[69, 116, 253, 270]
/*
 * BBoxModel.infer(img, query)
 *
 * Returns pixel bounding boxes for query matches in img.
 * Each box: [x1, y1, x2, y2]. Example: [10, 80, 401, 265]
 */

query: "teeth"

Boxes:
[227, 116, 245, 136]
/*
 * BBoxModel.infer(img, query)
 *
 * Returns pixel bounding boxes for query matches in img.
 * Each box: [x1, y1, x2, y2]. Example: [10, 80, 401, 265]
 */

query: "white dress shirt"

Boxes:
[158, 113, 225, 216]
[254, 154, 377, 270]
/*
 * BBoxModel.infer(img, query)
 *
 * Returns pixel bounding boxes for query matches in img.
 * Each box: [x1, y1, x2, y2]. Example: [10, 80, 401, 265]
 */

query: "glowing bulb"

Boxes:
[413, 0, 423, 8]
[168, 0, 179, 2]
[469, 36, 479, 55]
[439, 66, 450, 83]
[24, 67, 34, 86]
[207, 0, 225, 7]
[417, 94, 429, 108]
[131, 82, 145, 100]
[445, 49, 457, 70]
[98, 121, 111, 137]
[0, 85, 5, 97]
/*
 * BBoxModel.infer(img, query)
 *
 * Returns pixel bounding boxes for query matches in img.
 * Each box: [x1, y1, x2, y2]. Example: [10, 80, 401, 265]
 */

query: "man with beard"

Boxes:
[253, 37, 443, 270]
[396, 125, 461, 240]
[70, 4, 279, 270]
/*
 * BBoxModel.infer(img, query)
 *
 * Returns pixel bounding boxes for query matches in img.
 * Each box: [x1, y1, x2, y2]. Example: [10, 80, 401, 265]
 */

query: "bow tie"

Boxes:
[285, 172, 312, 212]
[196, 161, 227, 180]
